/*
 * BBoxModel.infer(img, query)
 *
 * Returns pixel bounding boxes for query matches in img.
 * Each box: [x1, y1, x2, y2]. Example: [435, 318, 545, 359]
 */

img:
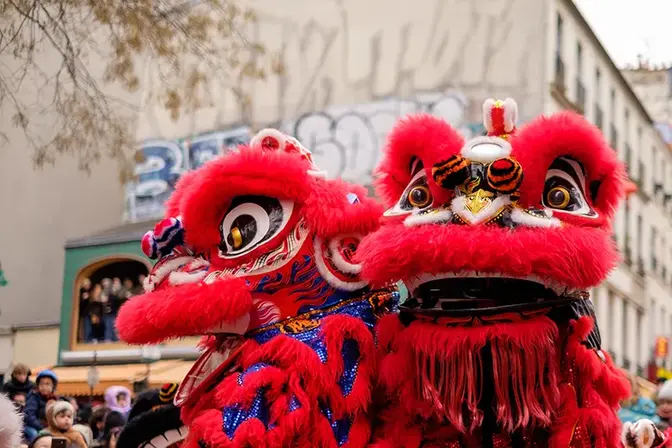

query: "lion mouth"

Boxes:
[403, 272, 586, 315]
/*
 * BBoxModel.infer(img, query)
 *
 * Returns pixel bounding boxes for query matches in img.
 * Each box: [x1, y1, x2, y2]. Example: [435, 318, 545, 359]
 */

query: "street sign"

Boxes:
[655, 336, 669, 359]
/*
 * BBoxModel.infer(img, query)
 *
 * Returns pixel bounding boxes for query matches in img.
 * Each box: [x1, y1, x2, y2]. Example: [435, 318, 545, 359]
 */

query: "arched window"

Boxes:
[74, 257, 150, 345]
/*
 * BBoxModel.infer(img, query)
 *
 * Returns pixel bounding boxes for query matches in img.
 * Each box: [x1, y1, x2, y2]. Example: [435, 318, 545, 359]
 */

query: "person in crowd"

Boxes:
[64, 397, 79, 418]
[101, 278, 117, 342]
[24, 370, 58, 442]
[89, 405, 109, 442]
[87, 284, 105, 342]
[28, 433, 52, 448]
[73, 423, 93, 448]
[79, 278, 92, 342]
[12, 391, 27, 411]
[658, 379, 672, 430]
[3, 363, 35, 397]
[0, 391, 23, 448]
[44, 400, 88, 447]
[134, 274, 146, 295]
[101, 411, 125, 448]
[122, 278, 135, 297]
[104, 386, 132, 417]
[77, 402, 92, 425]
[619, 373, 660, 424]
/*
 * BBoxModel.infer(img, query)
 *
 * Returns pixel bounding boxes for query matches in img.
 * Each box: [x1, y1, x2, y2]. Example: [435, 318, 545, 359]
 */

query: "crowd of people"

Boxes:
[2, 364, 133, 448]
[619, 373, 672, 432]
[78, 276, 144, 343]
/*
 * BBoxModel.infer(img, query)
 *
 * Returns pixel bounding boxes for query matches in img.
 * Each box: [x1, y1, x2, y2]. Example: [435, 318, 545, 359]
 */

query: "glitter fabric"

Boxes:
[221, 387, 270, 438]
[219, 290, 398, 444]
[288, 395, 301, 412]
[338, 339, 360, 396]
[319, 401, 353, 447]
[237, 362, 271, 386]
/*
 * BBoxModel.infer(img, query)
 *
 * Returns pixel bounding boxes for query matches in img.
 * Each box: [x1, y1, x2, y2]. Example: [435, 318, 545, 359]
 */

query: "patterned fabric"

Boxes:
[215, 290, 398, 446]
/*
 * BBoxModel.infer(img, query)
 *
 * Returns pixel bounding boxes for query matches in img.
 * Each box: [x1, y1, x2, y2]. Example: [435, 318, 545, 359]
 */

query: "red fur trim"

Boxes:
[321, 315, 376, 418]
[549, 317, 629, 447]
[359, 221, 617, 290]
[374, 114, 464, 207]
[511, 111, 625, 226]
[116, 276, 252, 344]
[164, 169, 200, 218]
[302, 179, 383, 239]
[180, 147, 314, 252]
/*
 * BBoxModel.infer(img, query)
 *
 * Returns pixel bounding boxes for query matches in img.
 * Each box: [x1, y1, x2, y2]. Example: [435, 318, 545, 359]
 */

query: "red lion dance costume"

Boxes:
[116, 129, 397, 448]
[359, 99, 631, 447]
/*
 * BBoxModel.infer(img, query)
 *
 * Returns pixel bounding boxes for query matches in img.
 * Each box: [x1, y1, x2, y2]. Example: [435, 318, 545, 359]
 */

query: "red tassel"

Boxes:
[406, 317, 559, 433]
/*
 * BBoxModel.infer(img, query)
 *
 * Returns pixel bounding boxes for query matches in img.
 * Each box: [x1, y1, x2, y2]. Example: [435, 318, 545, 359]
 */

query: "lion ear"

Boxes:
[313, 233, 368, 291]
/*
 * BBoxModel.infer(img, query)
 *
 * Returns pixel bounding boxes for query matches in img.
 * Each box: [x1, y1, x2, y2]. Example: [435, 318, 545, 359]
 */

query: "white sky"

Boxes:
[575, 0, 672, 67]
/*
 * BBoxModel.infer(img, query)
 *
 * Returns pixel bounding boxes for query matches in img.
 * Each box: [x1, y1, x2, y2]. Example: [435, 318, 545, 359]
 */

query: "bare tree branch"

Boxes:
[0, 0, 276, 181]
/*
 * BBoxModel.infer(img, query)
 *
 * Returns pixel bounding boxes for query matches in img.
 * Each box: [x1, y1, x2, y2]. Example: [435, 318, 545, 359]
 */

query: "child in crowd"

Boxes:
[3, 363, 35, 398]
[104, 386, 132, 416]
[24, 370, 58, 442]
[658, 379, 672, 430]
[45, 400, 88, 447]
[12, 391, 27, 411]
[28, 434, 52, 448]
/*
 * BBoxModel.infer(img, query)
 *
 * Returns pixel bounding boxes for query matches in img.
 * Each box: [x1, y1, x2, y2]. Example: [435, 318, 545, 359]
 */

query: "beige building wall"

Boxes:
[0, 32, 134, 326]
[8, 326, 60, 370]
[137, 0, 550, 146]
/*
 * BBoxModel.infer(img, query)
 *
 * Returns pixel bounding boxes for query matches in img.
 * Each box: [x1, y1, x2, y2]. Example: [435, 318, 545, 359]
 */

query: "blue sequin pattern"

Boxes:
[222, 387, 271, 439]
[220, 289, 398, 443]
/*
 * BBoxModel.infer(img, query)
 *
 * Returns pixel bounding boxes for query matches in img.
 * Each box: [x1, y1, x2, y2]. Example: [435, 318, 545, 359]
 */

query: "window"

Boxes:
[607, 290, 615, 353]
[652, 227, 658, 272]
[556, 14, 563, 54]
[595, 69, 603, 129]
[610, 88, 616, 116]
[622, 298, 628, 368]
[637, 214, 643, 269]
[637, 308, 644, 372]
[577, 42, 583, 78]
[624, 199, 631, 262]
[74, 259, 150, 344]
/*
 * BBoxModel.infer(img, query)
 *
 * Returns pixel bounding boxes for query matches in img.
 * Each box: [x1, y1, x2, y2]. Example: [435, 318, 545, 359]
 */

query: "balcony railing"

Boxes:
[595, 104, 604, 131]
[637, 365, 645, 377]
[623, 358, 632, 370]
[625, 143, 633, 174]
[652, 256, 658, 272]
[610, 124, 618, 151]
[575, 78, 586, 114]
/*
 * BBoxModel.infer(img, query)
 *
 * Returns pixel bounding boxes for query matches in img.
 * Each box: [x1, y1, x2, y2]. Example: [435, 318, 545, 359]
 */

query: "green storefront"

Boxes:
[58, 221, 154, 363]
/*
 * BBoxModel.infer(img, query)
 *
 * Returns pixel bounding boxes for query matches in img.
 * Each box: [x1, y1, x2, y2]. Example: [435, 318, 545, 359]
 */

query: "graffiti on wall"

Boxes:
[126, 127, 250, 222]
[125, 91, 484, 222]
[287, 90, 484, 184]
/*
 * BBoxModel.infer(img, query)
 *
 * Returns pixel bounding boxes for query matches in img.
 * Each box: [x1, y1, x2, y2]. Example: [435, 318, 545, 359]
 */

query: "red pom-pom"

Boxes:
[261, 136, 280, 150]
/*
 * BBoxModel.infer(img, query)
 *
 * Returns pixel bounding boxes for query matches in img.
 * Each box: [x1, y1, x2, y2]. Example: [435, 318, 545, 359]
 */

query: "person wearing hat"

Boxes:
[2, 363, 35, 398]
[44, 400, 88, 447]
[24, 370, 58, 442]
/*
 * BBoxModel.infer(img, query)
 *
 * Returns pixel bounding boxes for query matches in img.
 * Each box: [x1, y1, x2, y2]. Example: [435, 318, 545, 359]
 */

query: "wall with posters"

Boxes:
[125, 91, 485, 222]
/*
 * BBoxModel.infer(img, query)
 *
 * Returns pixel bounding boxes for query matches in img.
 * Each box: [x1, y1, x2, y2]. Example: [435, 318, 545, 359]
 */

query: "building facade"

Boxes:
[2, 0, 668, 375]
[549, 1, 672, 375]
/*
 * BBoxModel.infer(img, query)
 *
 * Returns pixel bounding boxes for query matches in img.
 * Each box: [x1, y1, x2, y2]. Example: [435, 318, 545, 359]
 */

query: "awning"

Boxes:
[37, 359, 194, 396]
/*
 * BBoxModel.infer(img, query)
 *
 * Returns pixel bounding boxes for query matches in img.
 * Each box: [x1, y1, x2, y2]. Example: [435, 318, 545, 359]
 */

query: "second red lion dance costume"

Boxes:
[359, 99, 630, 447]
[117, 130, 397, 448]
